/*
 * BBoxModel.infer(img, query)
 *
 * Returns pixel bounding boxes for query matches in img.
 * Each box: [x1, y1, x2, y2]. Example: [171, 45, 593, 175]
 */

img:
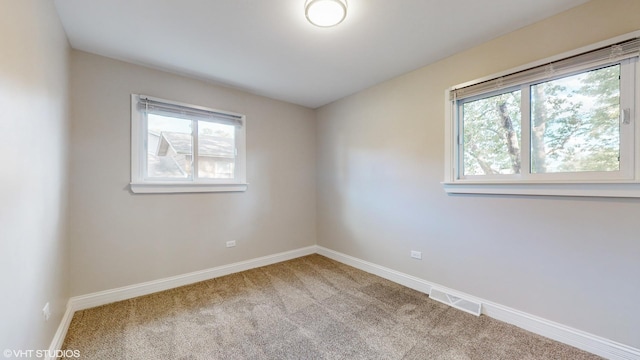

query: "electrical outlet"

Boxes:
[42, 302, 50, 321]
[410, 250, 422, 260]
[226, 240, 236, 248]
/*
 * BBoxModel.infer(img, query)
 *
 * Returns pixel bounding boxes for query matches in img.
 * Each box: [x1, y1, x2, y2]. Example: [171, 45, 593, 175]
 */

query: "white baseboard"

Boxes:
[482, 304, 640, 360]
[69, 245, 317, 311]
[316, 246, 640, 360]
[45, 304, 75, 360]
[48, 244, 639, 360]
[316, 246, 435, 295]
[47, 245, 317, 356]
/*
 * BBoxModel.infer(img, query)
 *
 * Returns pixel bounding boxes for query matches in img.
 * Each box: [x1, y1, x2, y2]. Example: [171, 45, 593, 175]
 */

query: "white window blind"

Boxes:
[138, 96, 243, 127]
[450, 37, 640, 101]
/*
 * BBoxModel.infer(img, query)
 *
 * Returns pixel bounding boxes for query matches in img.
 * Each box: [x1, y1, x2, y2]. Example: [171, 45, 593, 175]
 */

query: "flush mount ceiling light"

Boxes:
[305, 0, 347, 27]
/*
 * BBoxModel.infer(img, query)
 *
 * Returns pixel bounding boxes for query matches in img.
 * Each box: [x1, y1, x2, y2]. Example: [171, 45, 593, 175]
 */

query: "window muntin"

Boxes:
[131, 94, 247, 193]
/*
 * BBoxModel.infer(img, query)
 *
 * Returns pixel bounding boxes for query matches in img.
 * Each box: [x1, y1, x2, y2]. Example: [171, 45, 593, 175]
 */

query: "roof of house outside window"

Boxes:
[157, 132, 234, 158]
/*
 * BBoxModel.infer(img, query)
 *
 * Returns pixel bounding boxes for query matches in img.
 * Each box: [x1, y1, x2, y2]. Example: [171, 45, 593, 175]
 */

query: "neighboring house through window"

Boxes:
[130, 94, 247, 193]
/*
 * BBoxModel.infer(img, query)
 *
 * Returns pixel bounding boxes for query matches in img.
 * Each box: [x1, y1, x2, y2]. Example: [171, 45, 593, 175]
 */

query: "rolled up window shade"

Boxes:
[138, 96, 243, 127]
[450, 37, 640, 101]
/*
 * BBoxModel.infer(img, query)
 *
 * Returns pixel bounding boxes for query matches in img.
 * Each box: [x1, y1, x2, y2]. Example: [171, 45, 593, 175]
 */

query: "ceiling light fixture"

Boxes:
[305, 0, 347, 28]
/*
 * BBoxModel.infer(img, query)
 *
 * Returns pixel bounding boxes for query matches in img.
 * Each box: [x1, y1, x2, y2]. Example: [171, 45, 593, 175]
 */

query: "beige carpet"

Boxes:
[62, 255, 601, 359]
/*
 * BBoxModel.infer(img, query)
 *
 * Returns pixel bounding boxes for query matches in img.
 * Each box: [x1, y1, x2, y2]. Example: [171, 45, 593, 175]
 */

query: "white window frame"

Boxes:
[130, 94, 248, 194]
[443, 31, 640, 198]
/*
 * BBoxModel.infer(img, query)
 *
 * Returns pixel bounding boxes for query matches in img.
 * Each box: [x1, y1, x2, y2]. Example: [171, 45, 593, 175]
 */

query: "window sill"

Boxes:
[442, 182, 640, 198]
[130, 182, 248, 194]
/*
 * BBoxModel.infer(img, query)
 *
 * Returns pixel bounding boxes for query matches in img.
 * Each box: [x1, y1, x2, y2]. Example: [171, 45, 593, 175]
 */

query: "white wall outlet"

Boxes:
[410, 250, 422, 260]
[226, 240, 236, 248]
[42, 302, 51, 321]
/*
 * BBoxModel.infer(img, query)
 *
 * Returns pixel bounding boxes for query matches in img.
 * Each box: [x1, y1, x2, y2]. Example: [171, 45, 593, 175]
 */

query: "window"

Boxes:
[130, 94, 247, 193]
[444, 32, 640, 197]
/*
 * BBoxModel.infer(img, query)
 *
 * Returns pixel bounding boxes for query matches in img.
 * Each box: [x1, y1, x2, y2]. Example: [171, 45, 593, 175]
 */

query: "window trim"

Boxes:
[130, 94, 248, 194]
[443, 30, 640, 198]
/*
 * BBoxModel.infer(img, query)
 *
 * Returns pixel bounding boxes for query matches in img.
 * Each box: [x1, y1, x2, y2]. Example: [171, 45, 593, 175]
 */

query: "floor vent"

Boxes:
[429, 287, 482, 316]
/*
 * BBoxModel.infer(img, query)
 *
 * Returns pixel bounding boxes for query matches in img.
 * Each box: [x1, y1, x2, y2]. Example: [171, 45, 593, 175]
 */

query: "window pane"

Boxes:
[146, 114, 193, 179]
[197, 121, 235, 179]
[530, 65, 620, 173]
[462, 90, 522, 175]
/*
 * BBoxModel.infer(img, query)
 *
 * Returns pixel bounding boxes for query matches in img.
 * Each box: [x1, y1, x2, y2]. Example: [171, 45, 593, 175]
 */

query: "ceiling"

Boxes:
[53, 0, 590, 109]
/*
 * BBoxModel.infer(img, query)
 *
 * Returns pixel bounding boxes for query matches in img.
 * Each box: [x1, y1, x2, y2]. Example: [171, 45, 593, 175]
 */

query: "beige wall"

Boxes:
[0, 0, 70, 351]
[68, 51, 316, 296]
[316, 0, 640, 348]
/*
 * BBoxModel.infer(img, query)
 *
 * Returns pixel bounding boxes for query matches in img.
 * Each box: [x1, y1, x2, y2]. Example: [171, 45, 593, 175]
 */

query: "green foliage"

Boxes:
[462, 91, 521, 175]
[461, 64, 620, 175]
